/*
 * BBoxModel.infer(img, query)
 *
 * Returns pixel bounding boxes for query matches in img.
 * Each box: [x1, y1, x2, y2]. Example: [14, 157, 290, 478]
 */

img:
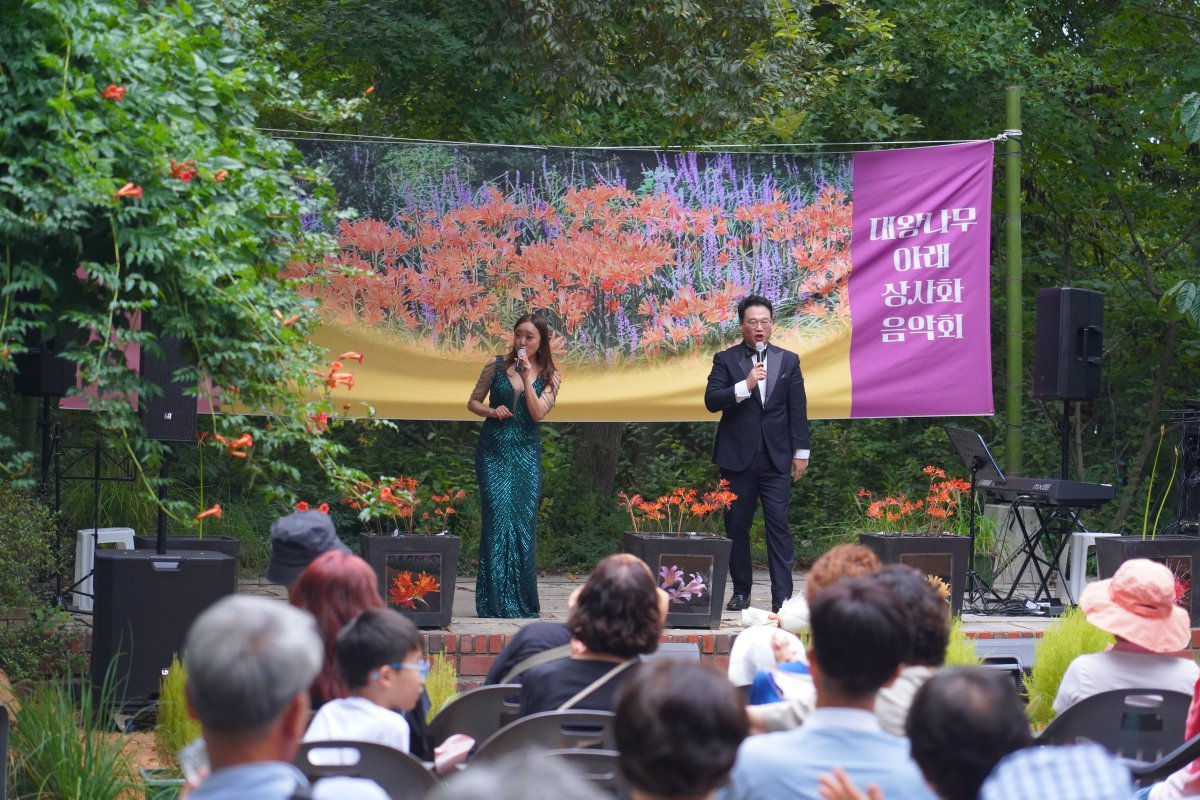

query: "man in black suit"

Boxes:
[704, 295, 809, 613]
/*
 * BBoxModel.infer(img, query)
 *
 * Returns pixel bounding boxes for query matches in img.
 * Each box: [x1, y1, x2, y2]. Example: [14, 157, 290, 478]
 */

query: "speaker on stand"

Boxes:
[89, 334, 217, 709]
[1033, 287, 1104, 479]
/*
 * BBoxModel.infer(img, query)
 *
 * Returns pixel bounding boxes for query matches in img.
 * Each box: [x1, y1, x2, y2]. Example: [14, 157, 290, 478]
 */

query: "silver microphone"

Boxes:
[754, 341, 766, 363]
[516, 347, 527, 372]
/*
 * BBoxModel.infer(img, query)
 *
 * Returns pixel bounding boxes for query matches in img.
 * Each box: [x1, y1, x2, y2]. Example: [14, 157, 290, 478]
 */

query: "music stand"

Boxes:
[945, 426, 1005, 613]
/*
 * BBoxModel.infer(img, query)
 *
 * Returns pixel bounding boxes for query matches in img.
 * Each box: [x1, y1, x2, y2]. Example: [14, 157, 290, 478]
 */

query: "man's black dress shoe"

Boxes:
[726, 593, 750, 611]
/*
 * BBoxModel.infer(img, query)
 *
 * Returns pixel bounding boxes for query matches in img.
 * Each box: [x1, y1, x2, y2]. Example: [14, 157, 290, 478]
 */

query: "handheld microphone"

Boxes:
[516, 347, 527, 372]
[754, 341, 766, 364]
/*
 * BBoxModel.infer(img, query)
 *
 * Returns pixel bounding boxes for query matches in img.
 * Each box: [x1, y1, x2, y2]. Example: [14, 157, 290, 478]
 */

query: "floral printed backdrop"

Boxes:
[288, 144, 852, 364]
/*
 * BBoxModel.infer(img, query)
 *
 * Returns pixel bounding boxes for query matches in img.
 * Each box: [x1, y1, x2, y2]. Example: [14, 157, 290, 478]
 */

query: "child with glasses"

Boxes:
[304, 607, 428, 754]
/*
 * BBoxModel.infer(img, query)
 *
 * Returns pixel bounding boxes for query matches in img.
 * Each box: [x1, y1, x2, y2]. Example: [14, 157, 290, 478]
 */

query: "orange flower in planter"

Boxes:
[619, 479, 737, 534]
[853, 465, 972, 535]
[347, 475, 467, 535]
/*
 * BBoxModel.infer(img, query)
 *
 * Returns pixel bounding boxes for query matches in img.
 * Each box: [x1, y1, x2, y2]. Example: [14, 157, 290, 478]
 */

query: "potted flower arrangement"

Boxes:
[619, 480, 737, 630]
[1094, 427, 1200, 624]
[856, 465, 974, 616]
[348, 476, 466, 628]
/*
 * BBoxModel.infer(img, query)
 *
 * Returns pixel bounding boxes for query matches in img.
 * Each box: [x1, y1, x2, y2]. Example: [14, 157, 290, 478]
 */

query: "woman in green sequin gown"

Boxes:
[467, 313, 561, 618]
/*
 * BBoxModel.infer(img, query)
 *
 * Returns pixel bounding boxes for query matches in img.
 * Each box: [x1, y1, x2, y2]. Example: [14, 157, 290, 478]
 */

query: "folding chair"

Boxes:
[1037, 688, 1192, 762]
[295, 740, 438, 800]
[427, 684, 521, 750]
[546, 749, 629, 799]
[471, 710, 617, 764]
[1123, 731, 1200, 788]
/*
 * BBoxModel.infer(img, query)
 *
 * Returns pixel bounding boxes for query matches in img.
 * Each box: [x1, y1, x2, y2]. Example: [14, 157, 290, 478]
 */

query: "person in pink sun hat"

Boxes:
[1052, 558, 1199, 716]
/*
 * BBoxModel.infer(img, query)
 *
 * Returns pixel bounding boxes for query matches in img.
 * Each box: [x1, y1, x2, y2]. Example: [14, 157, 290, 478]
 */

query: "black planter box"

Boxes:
[858, 532, 971, 616]
[360, 533, 460, 629]
[1095, 535, 1200, 627]
[134, 534, 241, 564]
[623, 531, 732, 630]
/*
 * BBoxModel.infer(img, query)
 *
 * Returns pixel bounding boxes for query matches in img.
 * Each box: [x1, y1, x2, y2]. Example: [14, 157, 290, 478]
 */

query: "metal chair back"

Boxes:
[427, 684, 521, 750]
[1038, 688, 1192, 762]
[295, 740, 438, 800]
[471, 710, 617, 764]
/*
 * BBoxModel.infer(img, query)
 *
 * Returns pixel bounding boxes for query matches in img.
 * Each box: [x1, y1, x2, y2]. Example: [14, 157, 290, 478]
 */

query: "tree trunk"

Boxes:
[571, 422, 627, 497]
[1113, 323, 1178, 529]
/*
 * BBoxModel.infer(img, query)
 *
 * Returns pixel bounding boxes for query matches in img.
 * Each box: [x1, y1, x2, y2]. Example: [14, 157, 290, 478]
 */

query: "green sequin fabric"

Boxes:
[474, 356, 544, 617]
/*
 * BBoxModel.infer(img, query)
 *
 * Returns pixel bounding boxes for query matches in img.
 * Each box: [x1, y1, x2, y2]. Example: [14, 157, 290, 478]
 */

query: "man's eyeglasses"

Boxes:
[389, 659, 431, 679]
[743, 319, 773, 329]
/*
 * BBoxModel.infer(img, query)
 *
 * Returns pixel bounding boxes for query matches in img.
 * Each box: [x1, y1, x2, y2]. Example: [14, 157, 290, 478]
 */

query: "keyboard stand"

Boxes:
[992, 496, 1087, 604]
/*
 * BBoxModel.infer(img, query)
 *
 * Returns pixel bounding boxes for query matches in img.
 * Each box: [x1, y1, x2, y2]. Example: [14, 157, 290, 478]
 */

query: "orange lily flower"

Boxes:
[113, 182, 142, 200]
[194, 504, 222, 520]
[102, 84, 126, 101]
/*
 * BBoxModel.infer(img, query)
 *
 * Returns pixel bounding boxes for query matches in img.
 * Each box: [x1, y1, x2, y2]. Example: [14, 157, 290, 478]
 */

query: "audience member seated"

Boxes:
[289, 550, 386, 709]
[519, 554, 666, 716]
[746, 544, 882, 733]
[290, 550, 434, 759]
[721, 577, 934, 800]
[183, 595, 387, 800]
[429, 750, 607, 800]
[821, 667, 1132, 800]
[485, 619, 573, 685]
[304, 607, 428, 753]
[266, 508, 350, 587]
[1053, 558, 1198, 716]
[904, 667, 1034, 800]
[616, 659, 748, 800]
[871, 565, 949, 736]
[978, 743, 1134, 800]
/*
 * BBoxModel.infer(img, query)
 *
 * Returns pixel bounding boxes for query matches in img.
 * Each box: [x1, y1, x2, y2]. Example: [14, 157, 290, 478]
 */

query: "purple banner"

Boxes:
[848, 141, 995, 418]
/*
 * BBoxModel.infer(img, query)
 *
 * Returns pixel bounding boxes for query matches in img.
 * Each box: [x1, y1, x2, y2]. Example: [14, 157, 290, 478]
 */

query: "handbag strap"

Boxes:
[501, 644, 574, 685]
[557, 659, 636, 712]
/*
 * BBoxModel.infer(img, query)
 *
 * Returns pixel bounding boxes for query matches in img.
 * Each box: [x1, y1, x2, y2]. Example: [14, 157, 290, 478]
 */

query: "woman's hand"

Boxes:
[516, 349, 533, 379]
[491, 405, 513, 420]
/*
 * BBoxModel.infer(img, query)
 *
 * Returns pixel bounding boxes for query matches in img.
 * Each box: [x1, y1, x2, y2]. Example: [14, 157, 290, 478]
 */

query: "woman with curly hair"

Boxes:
[518, 554, 667, 716]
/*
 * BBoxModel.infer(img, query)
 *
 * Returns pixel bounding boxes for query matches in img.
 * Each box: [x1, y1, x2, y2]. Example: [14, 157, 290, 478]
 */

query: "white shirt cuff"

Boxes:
[794, 450, 810, 460]
[734, 380, 750, 403]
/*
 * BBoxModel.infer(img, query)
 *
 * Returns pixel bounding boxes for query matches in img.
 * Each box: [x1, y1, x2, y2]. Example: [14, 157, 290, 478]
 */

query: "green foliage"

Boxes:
[0, 484, 57, 608]
[943, 617, 982, 667]
[1183, 92, 1200, 144]
[0, 609, 88, 684]
[264, 0, 914, 145]
[11, 666, 136, 800]
[0, 0, 374, 522]
[1024, 607, 1114, 727]
[155, 654, 201, 765]
[424, 653, 458, 724]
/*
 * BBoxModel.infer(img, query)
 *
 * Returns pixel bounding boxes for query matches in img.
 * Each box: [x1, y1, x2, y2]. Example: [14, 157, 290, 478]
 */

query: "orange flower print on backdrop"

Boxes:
[287, 147, 853, 363]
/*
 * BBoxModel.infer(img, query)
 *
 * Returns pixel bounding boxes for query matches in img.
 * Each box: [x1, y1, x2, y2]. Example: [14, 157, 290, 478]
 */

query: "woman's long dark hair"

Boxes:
[505, 312, 557, 383]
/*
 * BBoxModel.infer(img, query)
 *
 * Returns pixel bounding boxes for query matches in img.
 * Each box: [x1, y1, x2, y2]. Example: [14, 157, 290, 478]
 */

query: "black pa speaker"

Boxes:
[91, 549, 237, 707]
[14, 331, 76, 397]
[1033, 287, 1104, 401]
[140, 336, 197, 442]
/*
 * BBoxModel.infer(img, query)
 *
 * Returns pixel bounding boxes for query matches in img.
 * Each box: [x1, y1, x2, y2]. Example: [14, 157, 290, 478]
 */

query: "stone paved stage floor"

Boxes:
[240, 569, 1059, 686]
